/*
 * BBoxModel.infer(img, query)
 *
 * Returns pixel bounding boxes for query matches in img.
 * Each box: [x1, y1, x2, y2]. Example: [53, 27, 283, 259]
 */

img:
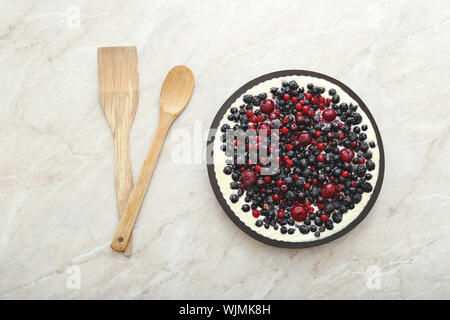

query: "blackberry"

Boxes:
[356, 164, 367, 177]
[366, 160, 376, 171]
[332, 213, 342, 223]
[243, 94, 253, 104]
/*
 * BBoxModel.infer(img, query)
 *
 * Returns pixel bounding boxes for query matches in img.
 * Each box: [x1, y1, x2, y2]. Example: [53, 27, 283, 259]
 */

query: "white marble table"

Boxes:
[1, 0, 449, 299]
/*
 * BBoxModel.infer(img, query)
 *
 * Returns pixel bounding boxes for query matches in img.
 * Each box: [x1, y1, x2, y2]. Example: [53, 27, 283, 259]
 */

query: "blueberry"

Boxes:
[361, 124, 368, 131]
[314, 231, 321, 238]
[329, 88, 336, 96]
[299, 225, 309, 234]
[369, 141, 376, 148]
[241, 204, 250, 212]
[365, 173, 373, 180]
[281, 227, 288, 234]
[255, 220, 263, 227]
[223, 166, 232, 175]
[288, 228, 295, 234]
[332, 94, 340, 104]
[230, 194, 239, 203]
[220, 124, 230, 132]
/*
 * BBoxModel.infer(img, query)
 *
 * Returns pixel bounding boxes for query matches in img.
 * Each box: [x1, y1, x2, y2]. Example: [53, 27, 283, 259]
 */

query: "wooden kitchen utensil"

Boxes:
[98, 46, 139, 256]
[111, 65, 194, 252]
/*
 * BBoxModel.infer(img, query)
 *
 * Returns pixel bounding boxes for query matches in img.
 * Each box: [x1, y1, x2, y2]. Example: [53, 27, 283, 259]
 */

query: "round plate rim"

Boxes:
[206, 69, 385, 249]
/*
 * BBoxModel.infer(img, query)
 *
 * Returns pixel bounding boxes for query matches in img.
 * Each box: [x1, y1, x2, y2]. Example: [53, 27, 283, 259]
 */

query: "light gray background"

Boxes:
[1, 0, 449, 299]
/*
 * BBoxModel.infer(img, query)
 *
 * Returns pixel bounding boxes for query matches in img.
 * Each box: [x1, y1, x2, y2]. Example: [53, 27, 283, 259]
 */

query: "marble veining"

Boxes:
[0, 0, 449, 299]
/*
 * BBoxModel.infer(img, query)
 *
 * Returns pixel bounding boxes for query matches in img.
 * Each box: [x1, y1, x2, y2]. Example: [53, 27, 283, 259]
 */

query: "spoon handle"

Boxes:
[113, 130, 134, 256]
[111, 115, 173, 252]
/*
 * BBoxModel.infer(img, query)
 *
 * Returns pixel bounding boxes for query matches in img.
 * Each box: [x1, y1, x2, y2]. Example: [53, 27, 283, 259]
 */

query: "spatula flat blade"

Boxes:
[97, 46, 139, 132]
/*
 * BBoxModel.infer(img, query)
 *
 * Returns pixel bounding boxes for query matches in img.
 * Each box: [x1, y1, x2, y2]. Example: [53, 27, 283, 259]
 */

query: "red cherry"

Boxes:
[269, 112, 278, 120]
[273, 194, 280, 201]
[311, 97, 318, 104]
[286, 144, 293, 151]
[340, 148, 355, 162]
[281, 127, 289, 134]
[246, 110, 253, 118]
[320, 214, 329, 222]
[298, 131, 312, 146]
[291, 205, 307, 222]
[317, 154, 325, 162]
[321, 183, 336, 198]
[283, 94, 291, 101]
[322, 108, 336, 122]
[305, 93, 312, 100]
[276, 179, 284, 186]
[359, 158, 366, 164]
[258, 122, 271, 135]
[317, 143, 325, 151]
[342, 171, 349, 177]
[315, 131, 322, 137]
[291, 97, 298, 103]
[338, 132, 345, 140]
[263, 176, 271, 183]
[254, 165, 261, 173]
[285, 159, 293, 168]
[252, 210, 260, 218]
[304, 183, 311, 190]
[260, 99, 275, 114]
[278, 209, 285, 218]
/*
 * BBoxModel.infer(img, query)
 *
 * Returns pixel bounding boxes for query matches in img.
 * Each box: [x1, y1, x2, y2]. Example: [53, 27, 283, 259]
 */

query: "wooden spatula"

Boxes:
[110, 65, 194, 252]
[98, 46, 139, 256]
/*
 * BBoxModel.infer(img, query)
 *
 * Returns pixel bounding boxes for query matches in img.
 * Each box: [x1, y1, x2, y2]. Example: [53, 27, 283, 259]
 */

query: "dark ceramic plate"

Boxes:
[206, 70, 385, 248]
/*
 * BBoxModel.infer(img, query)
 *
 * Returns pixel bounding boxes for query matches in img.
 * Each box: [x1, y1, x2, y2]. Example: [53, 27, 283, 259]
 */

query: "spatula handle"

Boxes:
[114, 130, 134, 256]
[111, 115, 173, 252]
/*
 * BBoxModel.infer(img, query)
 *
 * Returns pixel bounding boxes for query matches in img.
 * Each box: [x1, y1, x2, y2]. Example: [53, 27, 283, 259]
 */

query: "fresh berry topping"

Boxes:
[221, 79, 377, 237]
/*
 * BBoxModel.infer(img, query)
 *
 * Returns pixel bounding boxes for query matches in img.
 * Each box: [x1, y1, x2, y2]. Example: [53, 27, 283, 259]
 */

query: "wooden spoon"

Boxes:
[110, 65, 194, 252]
[98, 46, 139, 256]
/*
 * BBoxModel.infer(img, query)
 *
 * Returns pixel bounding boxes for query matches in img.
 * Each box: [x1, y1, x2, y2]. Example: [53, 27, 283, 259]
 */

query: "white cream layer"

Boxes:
[213, 75, 380, 243]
